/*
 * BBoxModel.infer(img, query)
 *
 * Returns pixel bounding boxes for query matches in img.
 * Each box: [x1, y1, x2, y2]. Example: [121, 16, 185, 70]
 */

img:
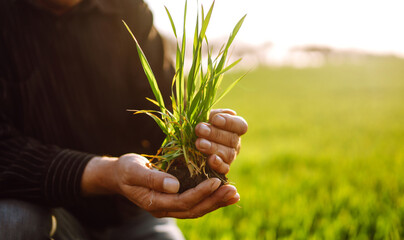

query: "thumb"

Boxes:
[142, 168, 180, 194]
[120, 154, 180, 193]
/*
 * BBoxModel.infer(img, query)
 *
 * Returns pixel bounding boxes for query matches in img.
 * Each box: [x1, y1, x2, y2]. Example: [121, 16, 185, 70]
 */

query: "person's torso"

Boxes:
[0, 0, 170, 156]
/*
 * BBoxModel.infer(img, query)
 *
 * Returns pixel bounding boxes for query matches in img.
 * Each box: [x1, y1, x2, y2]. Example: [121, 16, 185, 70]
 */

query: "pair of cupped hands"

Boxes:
[81, 109, 248, 219]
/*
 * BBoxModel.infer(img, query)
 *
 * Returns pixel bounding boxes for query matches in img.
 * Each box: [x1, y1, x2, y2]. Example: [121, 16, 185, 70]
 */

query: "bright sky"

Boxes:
[144, 0, 404, 58]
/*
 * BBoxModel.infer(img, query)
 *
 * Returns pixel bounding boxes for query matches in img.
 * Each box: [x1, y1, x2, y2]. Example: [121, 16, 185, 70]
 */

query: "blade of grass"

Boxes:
[181, 0, 188, 110]
[217, 14, 246, 71]
[213, 71, 248, 106]
[214, 58, 242, 77]
[199, 1, 214, 41]
[122, 20, 166, 110]
[131, 110, 169, 135]
[164, 6, 177, 38]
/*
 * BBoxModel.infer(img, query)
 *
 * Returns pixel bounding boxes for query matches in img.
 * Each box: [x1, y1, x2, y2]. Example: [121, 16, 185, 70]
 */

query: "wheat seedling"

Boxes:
[123, 0, 246, 192]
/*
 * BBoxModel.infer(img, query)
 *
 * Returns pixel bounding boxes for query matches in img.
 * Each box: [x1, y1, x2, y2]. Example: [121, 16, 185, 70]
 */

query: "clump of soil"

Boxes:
[167, 158, 228, 193]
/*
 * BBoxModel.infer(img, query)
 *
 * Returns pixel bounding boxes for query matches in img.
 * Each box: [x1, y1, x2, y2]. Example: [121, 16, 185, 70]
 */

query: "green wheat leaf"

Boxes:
[122, 20, 166, 110]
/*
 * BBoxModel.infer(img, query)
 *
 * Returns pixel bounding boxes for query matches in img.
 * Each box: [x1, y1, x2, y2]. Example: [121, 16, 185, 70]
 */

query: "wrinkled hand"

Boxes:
[81, 154, 239, 219]
[195, 109, 248, 174]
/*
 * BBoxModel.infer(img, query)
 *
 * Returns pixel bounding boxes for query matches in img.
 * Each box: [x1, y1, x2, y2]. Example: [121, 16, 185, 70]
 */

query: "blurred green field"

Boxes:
[177, 56, 404, 239]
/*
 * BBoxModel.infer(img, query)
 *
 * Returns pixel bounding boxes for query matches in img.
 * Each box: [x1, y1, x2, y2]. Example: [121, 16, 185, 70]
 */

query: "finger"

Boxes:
[224, 192, 241, 206]
[127, 178, 221, 212]
[152, 185, 239, 219]
[120, 153, 149, 167]
[209, 109, 237, 119]
[209, 113, 248, 136]
[207, 155, 230, 175]
[195, 123, 240, 149]
[195, 138, 237, 164]
[119, 154, 180, 194]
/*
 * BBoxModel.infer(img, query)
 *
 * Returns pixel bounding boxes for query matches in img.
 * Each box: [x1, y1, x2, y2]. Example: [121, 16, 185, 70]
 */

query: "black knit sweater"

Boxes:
[0, 0, 172, 206]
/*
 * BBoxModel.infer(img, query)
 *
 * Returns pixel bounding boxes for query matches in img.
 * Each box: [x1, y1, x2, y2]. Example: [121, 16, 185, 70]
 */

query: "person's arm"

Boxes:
[0, 113, 95, 206]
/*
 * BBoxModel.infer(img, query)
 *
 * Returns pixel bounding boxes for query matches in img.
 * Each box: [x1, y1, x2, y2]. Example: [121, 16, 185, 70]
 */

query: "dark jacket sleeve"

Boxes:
[0, 112, 95, 206]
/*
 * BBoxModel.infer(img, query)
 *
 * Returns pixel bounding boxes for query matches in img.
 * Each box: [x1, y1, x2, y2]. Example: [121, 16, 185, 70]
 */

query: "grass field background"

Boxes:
[177, 56, 404, 239]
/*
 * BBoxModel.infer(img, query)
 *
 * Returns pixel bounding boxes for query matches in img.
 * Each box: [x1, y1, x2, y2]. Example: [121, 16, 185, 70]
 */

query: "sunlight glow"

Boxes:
[144, 0, 404, 58]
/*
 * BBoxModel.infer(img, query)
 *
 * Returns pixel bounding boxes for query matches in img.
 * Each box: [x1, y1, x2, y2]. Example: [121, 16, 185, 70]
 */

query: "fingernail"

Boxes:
[227, 193, 240, 204]
[224, 190, 237, 201]
[163, 178, 180, 193]
[199, 139, 211, 149]
[211, 178, 221, 190]
[213, 115, 226, 127]
[198, 124, 211, 136]
[232, 193, 240, 201]
[213, 155, 222, 166]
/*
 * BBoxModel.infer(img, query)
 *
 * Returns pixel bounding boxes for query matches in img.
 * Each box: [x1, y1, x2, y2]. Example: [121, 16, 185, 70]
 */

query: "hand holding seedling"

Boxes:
[195, 109, 248, 174]
[81, 108, 246, 219]
[81, 144, 242, 219]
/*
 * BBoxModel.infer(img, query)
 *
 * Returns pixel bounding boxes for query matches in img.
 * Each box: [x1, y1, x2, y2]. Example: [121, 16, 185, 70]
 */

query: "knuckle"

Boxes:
[229, 133, 240, 148]
[120, 153, 148, 165]
[121, 153, 137, 159]
[212, 128, 222, 140]
[228, 147, 237, 162]
[120, 164, 131, 178]
[119, 167, 135, 185]
[210, 141, 219, 153]
[225, 116, 234, 129]
[146, 172, 156, 189]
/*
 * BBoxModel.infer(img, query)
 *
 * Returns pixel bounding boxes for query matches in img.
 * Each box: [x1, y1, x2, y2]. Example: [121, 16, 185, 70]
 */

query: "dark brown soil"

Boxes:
[167, 158, 228, 193]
